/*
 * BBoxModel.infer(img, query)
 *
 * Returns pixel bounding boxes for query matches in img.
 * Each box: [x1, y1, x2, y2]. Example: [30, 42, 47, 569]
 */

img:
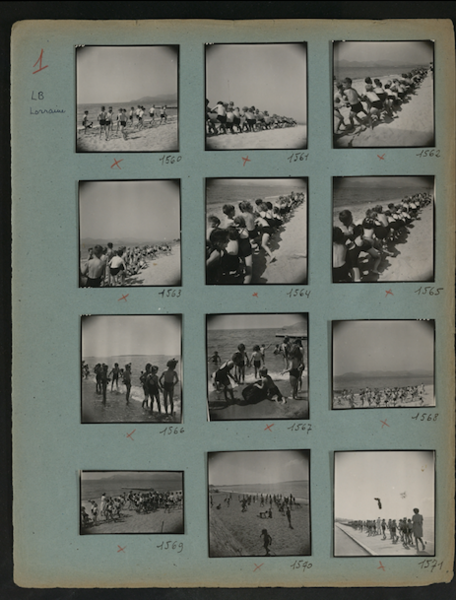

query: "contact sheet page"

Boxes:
[12, 19, 455, 588]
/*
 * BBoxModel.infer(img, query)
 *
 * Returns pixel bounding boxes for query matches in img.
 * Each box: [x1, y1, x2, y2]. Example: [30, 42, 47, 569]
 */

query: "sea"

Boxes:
[206, 179, 307, 222]
[213, 480, 309, 503]
[208, 326, 307, 385]
[82, 353, 181, 422]
[333, 373, 433, 392]
[76, 102, 178, 129]
[81, 475, 182, 503]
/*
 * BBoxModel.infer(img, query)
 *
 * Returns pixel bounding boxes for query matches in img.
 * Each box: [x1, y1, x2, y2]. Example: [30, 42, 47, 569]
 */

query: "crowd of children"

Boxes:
[209, 335, 305, 406]
[82, 358, 179, 416]
[345, 508, 427, 553]
[334, 383, 428, 408]
[334, 67, 430, 135]
[206, 100, 297, 136]
[332, 191, 433, 282]
[206, 191, 305, 284]
[81, 489, 182, 530]
[80, 242, 174, 287]
[80, 104, 171, 141]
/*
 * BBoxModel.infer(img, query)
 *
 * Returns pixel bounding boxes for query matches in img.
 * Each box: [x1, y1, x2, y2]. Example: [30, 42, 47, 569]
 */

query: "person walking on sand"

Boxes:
[260, 529, 273, 556]
[412, 508, 426, 552]
[286, 506, 293, 529]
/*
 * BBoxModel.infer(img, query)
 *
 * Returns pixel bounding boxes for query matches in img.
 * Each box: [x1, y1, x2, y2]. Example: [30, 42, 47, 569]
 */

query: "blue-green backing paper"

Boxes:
[12, 19, 455, 587]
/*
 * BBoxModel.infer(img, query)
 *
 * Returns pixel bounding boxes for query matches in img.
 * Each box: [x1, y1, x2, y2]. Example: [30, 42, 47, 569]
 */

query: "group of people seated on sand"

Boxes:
[81, 104, 170, 140]
[334, 384, 428, 408]
[333, 66, 430, 134]
[81, 489, 182, 529]
[206, 99, 297, 135]
[209, 335, 305, 405]
[206, 192, 305, 284]
[332, 191, 433, 282]
[80, 241, 173, 287]
[346, 508, 426, 552]
[82, 359, 179, 416]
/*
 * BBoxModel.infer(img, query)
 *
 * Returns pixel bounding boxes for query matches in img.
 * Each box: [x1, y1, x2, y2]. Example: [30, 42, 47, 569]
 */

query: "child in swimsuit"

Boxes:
[123, 364, 131, 403]
[82, 111, 93, 134]
[342, 78, 372, 130]
[260, 529, 273, 556]
[159, 359, 179, 416]
[250, 345, 263, 378]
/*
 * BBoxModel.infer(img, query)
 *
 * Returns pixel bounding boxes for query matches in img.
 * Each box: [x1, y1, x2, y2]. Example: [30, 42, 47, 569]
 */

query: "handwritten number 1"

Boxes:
[33, 49, 48, 74]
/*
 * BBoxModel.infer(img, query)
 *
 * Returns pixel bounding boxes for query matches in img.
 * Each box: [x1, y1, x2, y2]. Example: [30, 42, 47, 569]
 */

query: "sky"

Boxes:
[334, 41, 434, 67]
[207, 313, 307, 331]
[82, 315, 181, 358]
[334, 175, 434, 193]
[206, 44, 307, 123]
[333, 320, 434, 376]
[79, 180, 180, 243]
[81, 471, 182, 483]
[208, 450, 309, 487]
[334, 451, 435, 520]
[77, 46, 178, 104]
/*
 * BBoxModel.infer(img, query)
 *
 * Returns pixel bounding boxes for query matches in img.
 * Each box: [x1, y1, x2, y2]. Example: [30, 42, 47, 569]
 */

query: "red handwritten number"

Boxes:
[33, 49, 48, 74]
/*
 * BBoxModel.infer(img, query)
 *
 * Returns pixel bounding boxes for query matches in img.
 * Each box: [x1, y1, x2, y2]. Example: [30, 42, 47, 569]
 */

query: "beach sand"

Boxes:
[127, 245, 181, 286]
[206, 125, 307, 150]
[209, 492, 310, 557]
[81, 503, 183, 535]
[77, 119, 178, 152]
[208, 371, 309, 421]
[258, 201, 307, 284]
[334, 203, 433, 282]
[335, 74, 434, 148]
[333, 384, 434, 409]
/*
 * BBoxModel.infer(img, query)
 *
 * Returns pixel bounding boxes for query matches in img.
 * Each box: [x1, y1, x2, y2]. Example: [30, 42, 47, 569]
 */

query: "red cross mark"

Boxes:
[242, 156, 251, 166]
[380, 419, 390, 428]
[126, 429, 136, 440]
[385, 289, 393, 297]
[117, 545, 126, 553]
[118, 293, 129, 302]
[264, 423, 274, 432]
[33, 49, 48, 74]
[377, 154, 385, 160]
[252, 292, 258, 298]
[111, 158, 123, 169]
[378, 561, 386, 571]
[253, 563, 264, 571]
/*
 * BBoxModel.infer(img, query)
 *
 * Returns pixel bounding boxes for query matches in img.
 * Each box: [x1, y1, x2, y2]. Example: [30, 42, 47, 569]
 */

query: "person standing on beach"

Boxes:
[286, 506, 293, 529]
[81, 245, 106, 288]
[412, 508, 426, 552]
[159, 359, 179, 416]
[97, 106, 108, 140]
[260, 529, 273, 556]
[160, 105, 168, 124]
[123, 364, 132, 403]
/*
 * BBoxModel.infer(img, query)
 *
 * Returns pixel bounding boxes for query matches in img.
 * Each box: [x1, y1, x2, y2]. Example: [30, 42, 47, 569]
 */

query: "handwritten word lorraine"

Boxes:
[411, 413, 439, 422]
[30, 107, 65, 115]
[158, 289, 181, 298]
[414, 286, 443, 296]
[416, 149, 440, 158]
[159, 426, 185, 436]
[157, 541, 183, 553]
[290, 559, 312, 571]
[287, 152, 308, 163]
[287, 423, 312, 434]
[286, 289, 311, 298]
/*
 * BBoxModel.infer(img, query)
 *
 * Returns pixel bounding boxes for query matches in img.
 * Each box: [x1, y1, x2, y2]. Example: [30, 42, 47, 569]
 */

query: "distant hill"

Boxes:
[337, 59, 422, 68]
[129, 94, 177, 106]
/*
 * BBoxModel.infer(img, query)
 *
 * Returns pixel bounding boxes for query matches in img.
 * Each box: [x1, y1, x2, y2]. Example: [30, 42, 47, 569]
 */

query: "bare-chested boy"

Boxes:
[81, 245, 106, 288]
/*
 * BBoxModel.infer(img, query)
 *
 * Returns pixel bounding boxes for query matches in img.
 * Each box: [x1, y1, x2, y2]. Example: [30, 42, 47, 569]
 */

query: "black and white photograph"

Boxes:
[205, 43, 307, 150]
[334, 451, 435, 556]
[79, 180, 181, 288]
[206, 178, 307, 285]
[81, 315, 182, 424]
[208, 450, 310, 557]
[80, 471, 184, 535]
[333, 41, 434, 148]
[332, 176, 434, 283]
[207, 313, 308, 421]
[76, 45, 179, 152]
[332, 320, 435, 410]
